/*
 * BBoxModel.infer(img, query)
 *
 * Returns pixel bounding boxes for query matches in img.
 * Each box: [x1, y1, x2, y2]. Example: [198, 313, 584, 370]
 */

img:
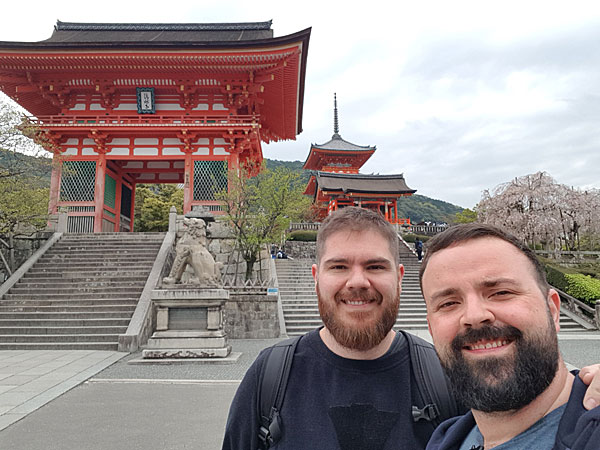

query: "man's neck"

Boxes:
[319, 327, 396, 360]
[472, 364, 574, 449]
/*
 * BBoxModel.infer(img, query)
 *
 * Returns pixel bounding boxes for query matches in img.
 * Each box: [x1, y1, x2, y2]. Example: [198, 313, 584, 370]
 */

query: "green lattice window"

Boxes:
[104, 174, 116, 209]
[193, 160, 228, 201]
[60, 161, 96, 202]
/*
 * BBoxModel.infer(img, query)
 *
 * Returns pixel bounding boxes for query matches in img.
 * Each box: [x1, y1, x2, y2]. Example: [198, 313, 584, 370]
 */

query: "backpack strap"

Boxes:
[257, 335, 301, 449]
[400, 330, 459, 429]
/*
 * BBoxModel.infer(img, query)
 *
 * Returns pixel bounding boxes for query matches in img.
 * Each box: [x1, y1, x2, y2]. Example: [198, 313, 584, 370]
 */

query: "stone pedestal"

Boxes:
[142, 288, 232, 359]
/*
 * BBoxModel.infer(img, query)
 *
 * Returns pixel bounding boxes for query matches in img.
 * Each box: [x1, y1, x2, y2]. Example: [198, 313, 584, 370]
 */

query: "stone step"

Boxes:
[0, 333, 122, 343]
[16, 277, 149, 286]
[40, 251, 158, 258]
[3, 293, 140, 300]
[0, 342, 118, 351]
[0, 318, 130, 327]
[35, 257, 157, 264]
[0, 326, 127, 335]
[0, 305, 135, 313]
[44, 246, 158, 258]
[25, 269, 152, 277]
[0, 311, 133, 319]
[8, 287, 144, 295]
[54, 239, 163, 245]
[0, 299, 139, 307]
[61, 232, 164, 239]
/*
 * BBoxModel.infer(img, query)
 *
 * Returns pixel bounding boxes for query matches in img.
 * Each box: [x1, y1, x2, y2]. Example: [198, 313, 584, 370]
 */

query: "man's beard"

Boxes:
[317, 284, 400, 351]
[438, 315, 559, 413]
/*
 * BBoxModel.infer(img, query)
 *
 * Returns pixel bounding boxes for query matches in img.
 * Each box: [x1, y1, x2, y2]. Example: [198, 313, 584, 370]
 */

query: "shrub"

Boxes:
[572, 262, 600, 279]
[564, 273, 600, 305]
[402, 234, 430, 244]
[545, 265, 570, 292]
[287, 230, 317, 242]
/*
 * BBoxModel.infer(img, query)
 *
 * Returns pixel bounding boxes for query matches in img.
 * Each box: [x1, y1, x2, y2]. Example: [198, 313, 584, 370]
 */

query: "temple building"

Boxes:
[303, 95, 416, 224]
[0, 21, 310, 232]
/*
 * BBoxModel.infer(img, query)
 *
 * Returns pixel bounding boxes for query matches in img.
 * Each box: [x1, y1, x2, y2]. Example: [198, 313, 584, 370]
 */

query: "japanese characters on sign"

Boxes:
[136, 87, 155, 114]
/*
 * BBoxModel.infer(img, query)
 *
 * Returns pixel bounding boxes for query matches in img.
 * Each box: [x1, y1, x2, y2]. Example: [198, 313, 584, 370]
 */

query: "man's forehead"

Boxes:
[322, 228, 386, 246]
[422, 237, 535, 284]
[321, 229, 392, 256]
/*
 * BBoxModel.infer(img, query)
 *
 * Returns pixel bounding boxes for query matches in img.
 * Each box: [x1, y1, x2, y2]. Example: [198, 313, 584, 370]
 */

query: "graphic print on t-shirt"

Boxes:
[328, 403, 401, 450]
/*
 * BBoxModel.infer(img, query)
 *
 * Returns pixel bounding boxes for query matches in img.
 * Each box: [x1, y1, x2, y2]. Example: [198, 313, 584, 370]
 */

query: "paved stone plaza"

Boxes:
[0, 332, 599, 449]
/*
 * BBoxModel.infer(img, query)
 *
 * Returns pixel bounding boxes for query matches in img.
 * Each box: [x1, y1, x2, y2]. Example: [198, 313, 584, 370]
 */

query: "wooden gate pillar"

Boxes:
[93, 152, 107, 233]
[183, 150, 193, 214]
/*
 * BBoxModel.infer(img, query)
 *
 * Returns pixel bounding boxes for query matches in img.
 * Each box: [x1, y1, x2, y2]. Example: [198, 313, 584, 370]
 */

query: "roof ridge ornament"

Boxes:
[333, 92, 341, 139]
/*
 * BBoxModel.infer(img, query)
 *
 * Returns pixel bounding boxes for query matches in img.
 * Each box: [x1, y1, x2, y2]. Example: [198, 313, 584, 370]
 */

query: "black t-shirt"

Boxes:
[222, 328, 432, 450]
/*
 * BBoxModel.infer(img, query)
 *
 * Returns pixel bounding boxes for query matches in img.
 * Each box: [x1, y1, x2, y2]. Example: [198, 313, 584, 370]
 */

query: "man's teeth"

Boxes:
[469, 340, 509, 350]
[346, 300, 369, 305]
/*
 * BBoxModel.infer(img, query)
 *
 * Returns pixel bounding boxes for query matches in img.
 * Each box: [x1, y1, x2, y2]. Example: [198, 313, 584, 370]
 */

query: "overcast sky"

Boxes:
[1, 0, 600, 208]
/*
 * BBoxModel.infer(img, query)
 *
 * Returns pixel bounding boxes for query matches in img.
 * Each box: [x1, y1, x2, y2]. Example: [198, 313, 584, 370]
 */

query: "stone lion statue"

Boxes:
[163, 217, 222, 286]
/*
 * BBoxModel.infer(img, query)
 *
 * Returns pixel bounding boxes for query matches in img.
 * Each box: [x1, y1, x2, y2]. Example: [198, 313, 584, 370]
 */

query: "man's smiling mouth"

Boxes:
[465, 339, 512, 350]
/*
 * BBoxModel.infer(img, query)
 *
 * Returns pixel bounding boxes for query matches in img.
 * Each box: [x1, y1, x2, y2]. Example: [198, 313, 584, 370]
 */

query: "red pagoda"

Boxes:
[303, 94, 415, 224]
[0, 21, 310, 232]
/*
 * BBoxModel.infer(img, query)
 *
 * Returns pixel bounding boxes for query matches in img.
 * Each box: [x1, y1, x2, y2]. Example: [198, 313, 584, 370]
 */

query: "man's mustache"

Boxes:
[451, 325, 522, 352]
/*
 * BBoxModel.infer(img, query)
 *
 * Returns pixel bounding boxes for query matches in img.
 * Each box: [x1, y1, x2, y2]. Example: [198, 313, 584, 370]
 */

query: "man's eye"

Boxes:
[368, 265, 386, 270]
[438, 301, 458, 310]
[329, 265, 346, 270]
[492, 291, 511, 297]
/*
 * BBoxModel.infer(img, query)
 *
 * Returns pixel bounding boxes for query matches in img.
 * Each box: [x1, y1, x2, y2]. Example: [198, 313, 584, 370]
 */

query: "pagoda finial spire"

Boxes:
[333, 93, 340, 137]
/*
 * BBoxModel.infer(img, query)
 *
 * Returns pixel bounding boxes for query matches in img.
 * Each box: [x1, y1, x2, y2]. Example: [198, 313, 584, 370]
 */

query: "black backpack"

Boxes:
[256, 331, 461, 449]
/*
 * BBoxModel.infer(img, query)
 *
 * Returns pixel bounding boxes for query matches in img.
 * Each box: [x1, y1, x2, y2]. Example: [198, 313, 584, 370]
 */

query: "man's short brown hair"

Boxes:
[418, 223, 550, 294]
[316, 207, 399, 264]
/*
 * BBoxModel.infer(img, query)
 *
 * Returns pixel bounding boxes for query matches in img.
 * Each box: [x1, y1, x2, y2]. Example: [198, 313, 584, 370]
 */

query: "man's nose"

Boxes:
[460, 295, 495, 328]
[345, 267, 370, 289]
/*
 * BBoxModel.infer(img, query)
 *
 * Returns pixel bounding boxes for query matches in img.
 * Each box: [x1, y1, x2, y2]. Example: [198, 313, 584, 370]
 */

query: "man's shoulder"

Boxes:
[555, 372, 600, 449]
[425, 411, 475, 450]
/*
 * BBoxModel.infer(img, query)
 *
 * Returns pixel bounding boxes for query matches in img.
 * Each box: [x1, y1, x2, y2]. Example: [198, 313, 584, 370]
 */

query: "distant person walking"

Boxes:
[415, 237, 423, 261]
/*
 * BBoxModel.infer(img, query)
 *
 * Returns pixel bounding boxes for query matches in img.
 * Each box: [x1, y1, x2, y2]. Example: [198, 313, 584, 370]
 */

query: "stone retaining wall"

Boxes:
[284, 241, 316, 261]
[224, 292, 280, 338]
[0, 232, 53, 283]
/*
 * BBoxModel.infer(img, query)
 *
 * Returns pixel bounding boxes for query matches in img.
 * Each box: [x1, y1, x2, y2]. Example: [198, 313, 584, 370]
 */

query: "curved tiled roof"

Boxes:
[311, 133, 376, 152]
[40, 20, 274, 43]
[315, 172, 416, 195]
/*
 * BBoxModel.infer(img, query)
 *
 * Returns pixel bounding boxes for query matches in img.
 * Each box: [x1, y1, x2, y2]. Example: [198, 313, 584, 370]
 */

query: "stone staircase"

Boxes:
[276, 238, 591, 336]
[0, 232, 165, 350]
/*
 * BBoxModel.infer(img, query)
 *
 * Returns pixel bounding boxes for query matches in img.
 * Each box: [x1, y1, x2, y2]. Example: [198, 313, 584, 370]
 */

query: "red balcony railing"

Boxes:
[27, 114, 258, 130]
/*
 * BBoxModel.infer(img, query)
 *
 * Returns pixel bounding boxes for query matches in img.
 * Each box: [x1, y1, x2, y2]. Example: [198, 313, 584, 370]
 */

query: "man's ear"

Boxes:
[547, 288, 561, 332]
[311, 264, 318, 285]
[398, 264, 405, 288]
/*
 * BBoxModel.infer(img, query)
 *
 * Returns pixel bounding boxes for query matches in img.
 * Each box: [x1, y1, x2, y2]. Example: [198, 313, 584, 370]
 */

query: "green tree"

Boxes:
[134, 184, 183, 232]
[453, 208, 478, 224]
[0, 99, 51, 272]
[218, 165, 311, 280]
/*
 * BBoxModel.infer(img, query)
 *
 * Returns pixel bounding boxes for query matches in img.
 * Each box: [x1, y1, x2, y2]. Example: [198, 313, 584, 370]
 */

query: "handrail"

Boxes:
[553, 286, 598, 330]
[554, 286, 596, 315]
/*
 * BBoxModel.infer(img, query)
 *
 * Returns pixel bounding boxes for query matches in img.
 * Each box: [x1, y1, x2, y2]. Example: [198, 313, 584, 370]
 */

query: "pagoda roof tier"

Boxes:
[303, 134, 376, 171]
[0, 21, 310, 143]
[305, 172, 416, 197]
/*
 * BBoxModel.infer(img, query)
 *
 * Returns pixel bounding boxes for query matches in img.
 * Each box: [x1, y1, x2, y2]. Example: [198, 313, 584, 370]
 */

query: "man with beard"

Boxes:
[222, 209, 600, 450]
[421, 223, 600, 450]
[222, 206, 450, 450]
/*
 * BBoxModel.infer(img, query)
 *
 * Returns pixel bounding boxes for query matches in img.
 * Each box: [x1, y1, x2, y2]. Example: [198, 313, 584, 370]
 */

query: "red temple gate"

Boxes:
[0, 21, 310, 232]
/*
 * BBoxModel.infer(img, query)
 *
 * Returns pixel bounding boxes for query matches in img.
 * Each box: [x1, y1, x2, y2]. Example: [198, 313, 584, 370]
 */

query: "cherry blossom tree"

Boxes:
[477, 172, 600, 251]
